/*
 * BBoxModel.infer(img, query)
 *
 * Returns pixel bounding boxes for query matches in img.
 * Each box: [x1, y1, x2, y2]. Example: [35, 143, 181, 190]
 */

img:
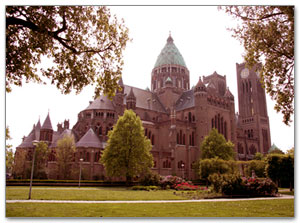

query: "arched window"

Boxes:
[238, 143, 244, 154]
[177, 133, 179, 144]
[183, 134, 186, 145]
[249, 145, 256, 155]
[192, 132, 195, 146]
[148, 131, 151, 139]
[188, 112, 192, 122]
[178, 161, 185, 169]
[163, 160, 171, 168]
[180, 130, 182, 144]
[151, 135, 155, 145]
[86, 152, 90, 162]
[224, 122, 227, 140]
[211, 118, 214, 128]
[99, 126, 102, 136]
[145, 128, 148, 136]
[221, 117, 224, 134]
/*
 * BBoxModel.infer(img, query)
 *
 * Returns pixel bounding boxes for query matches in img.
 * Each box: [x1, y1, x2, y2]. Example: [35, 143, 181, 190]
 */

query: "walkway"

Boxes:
[6, 194, 294, 204]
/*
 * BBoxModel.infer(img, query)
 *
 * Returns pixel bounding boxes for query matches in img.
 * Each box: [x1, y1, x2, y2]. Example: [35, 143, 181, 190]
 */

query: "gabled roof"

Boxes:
[18, 128, 36, 148]
[76, 128, 104, 148]
[50, 129, 74, 148]
[175, 89, 194, 111]
[41, 113, 53, 130]
[85, 95, 115, 111]
[124, 85, 167, 113]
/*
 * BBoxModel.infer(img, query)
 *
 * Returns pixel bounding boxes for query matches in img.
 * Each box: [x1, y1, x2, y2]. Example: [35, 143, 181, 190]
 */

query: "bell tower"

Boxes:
[236, 63, 271, 154]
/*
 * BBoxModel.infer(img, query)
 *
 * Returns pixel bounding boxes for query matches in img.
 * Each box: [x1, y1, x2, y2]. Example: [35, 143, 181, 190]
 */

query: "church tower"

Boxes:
[236, 63, 271, 154]
[151, 34, 190, 110]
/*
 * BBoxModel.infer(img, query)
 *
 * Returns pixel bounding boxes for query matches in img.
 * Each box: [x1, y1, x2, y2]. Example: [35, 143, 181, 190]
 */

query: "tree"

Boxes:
[6, 6, 129, 98]
[33, 141, 50, 179]
[269, 148, 284, 155]
[100, 109, 153, 185]
[13, 149, 28, 179]
[56, 134, 76, 179]
[222, 6, 294, 125]
[200, 128, 235, 160]
[253, 152, 264, 160]
[6, 126, 14, 175]
[286, 147, 294, 156]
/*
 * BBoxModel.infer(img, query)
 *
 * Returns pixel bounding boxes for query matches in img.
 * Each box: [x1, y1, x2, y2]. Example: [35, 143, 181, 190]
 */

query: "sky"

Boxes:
[5, 5, 294, 153]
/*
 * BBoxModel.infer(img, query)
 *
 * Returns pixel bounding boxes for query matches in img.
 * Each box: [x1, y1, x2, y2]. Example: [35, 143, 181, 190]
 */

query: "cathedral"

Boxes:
[15, 35, 271, 180]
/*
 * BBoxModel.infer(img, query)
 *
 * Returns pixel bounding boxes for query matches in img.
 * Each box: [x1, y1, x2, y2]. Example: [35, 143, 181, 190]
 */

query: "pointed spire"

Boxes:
[41, 112, 53, 130]
[194, 76, 206, 92]
[127, 87, 136, 99]
[36, 118, 41, 130]
[167, 32, 173, 43]
[224, 87, 234, 100]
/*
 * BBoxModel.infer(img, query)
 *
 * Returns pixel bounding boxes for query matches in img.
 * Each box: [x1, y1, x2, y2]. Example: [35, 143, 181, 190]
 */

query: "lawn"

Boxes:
[6, 199, 294, 217]
[6, 186, 186, 201]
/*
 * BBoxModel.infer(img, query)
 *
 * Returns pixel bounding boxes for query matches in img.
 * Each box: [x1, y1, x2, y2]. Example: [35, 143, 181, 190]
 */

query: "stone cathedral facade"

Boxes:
[15, 35, 271, 180]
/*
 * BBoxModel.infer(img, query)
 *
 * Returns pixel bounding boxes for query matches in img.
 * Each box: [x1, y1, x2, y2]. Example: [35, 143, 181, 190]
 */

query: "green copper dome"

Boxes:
[154, 35, 187, 68]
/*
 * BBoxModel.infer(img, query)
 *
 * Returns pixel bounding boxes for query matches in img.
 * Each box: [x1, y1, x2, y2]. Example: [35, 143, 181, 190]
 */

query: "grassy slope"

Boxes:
[6, 199, 294, 217]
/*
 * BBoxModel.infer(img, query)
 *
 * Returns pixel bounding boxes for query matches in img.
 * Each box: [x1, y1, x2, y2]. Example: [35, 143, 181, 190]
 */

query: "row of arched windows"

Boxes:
[242, 80, 252, 94]
[177, 130, 195, 146]
[145, 128, 155, 145]
[237, 142, 257, 155]
[244, 129, 254, 139]
[211, 114, 227, 140]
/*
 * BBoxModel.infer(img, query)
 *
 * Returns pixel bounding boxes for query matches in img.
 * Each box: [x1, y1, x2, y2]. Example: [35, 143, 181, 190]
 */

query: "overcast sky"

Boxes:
[5, 6, 294, 152]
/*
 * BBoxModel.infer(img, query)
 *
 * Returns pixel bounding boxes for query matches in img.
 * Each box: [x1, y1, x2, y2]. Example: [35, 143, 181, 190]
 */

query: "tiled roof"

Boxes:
[154, 35, 187, 68]
[124, 85, 167, 113]
[84, 95, 115, 111]
[50, 129, 74, 148]
[76, 128, 104, 148]
[18, 128, 36, 148]
[41, 113, 53, 130]
[175, 90, 194, 111]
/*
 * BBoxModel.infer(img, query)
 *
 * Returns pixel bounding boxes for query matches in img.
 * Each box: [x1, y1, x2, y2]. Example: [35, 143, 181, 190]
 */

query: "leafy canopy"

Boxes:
[6, 6, 130, 98]
[222, 6, 294, 125]
[56, 134, 76, 179]
[100, 109, 153, 183]
[200, 128, 235, 160]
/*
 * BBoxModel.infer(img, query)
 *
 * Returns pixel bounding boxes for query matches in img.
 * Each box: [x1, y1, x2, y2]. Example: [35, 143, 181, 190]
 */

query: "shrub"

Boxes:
[131, 185, 159, 191]
[199, 158, 239, 182]
[174, 182, 199, 191]
[244, 160, 266, 178]
[209, 173, 278, 196]
[159, 175, 186, 189]
[140, 171, 161, 186]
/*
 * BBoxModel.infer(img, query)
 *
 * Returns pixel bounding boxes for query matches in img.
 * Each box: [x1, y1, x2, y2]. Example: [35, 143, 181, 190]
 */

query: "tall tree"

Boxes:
[56, 134, 76, 179]
[33, 141, 49, 179]
[222, 6, 294, 125]
[6, 6, 129, 98]
[6, 126, 14, 174]
[200, 128, 235, 160]
[100, 109, 153, 185]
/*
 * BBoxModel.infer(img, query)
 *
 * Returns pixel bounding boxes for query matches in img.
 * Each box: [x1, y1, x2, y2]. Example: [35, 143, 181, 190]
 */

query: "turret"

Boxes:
[40, 112, 53, 142]
[126, 87, 136, 110]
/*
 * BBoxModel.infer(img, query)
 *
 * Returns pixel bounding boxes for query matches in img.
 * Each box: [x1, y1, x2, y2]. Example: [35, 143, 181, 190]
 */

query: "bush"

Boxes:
[131, 185, 159, 191]
[244, 160, 266, 178]
[209, 173, 278, 197]
[159, 175, 186, 189]
[199, 158, 239, 181]
[140, 171, 161, 186]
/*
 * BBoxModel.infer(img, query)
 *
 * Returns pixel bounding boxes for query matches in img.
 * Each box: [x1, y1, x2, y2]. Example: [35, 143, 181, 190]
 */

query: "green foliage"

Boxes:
[6, 6, 130, 98]
[56, 134, 76, 179]
[131, 186, 159, 191]
[12, 149, 28, 179]
[140, 171, 161, 186]
[244, 160, 266, 178]
[33, 141, 50, 179]
[200, 128, 235, 160]
[100, 109, 153, 184]
[6, 126, 14, 174]
[286, 147, 294, 156]
[209, 173, 278, 196]
[222, 6, 294, 125]
[265, 154, 294, 189]
[253, 152, 264, 160]
[199, 158, 238, 181]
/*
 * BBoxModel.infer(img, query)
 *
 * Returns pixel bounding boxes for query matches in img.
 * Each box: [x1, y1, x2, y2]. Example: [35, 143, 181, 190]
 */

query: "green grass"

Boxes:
[6, 186, 185, 201]
[6, 199, 294, 217]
